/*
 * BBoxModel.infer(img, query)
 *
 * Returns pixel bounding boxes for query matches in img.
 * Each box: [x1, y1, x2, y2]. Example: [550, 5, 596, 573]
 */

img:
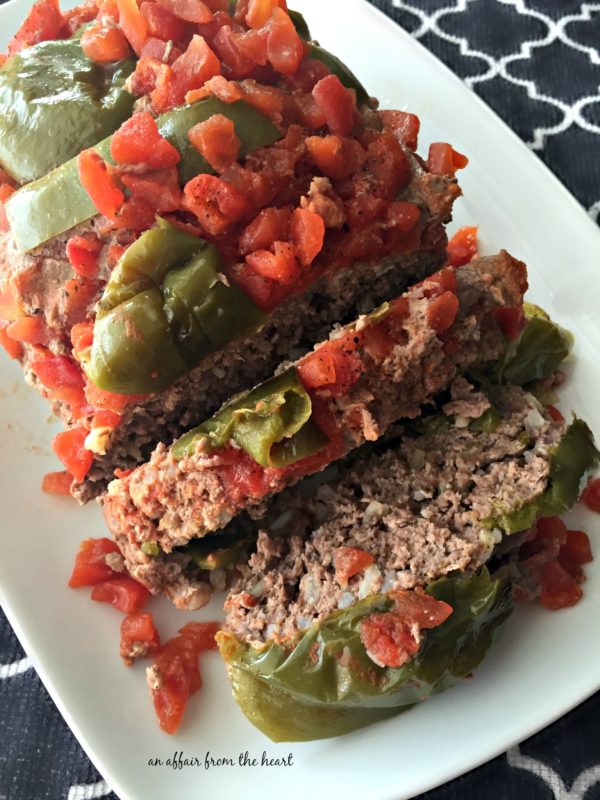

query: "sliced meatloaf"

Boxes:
[102, 252, 528, 600]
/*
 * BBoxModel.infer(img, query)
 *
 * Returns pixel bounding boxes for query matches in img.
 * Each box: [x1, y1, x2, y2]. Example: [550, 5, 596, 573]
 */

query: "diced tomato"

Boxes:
[77, 150, 125, 218]
[334, 546, 374, 584]
[52, 426, 93, 483]
[217, 446, 274, 501]
[0, 184, 16, 232]
[312, 75, 355, 137]
[178, 621, 220, 652]
[581, 477, 600, 513]
[558, 529, 593, 578]
[169, 34, 221, 106]
[120, 167, 182, 213]
[66, 235, 103, 279]
[111, 112, 180, 170]
[384, 201, 421, 233]
[296, 350, 336, 388]
[292, 92, 326, 130]
[85, 377, 147, 414]
[266, 6, 303, 75]
[107, 243, 127, 268]
[495, 306, 525, 341]
[91, 575, 150, 613]
[186, 75, 243, 105]
[212, 25, 257, 78]
[239, 80, 284, 121]
[239, 206, 292, 255]
[8, 0, 64, 55]
[188, 114, 241, 173]
[102, 195, 157, 232]
[305, 135, 366, 181]
[183, 173, 249, 235]
[426, 290, 459, 334]
[116, 0, 149, 55]
[140, 1, 187, 40]
[227, 261, 288, 312]
[31, 354, 84, 391]
[42, 470, 73, 496]
[427, 142, 468, 177]
[390, 589, 453, 629]
[245, 0, 276, 27]
[63, 276, 102, 328]
[81, 22, 132, 62]
[298, 337, 364, 397]
[379, 109, 420, 151]
[141, 36, 182, 62]
[290, 208, 325, 267]
[70, 322, 94, 356]
[246, 241, 300, 285]
[92, 409, 122, 429]
[68, 537, 122, 588]
[423, 266, 458, 295]
[0, 323, 23, 360]
[357, 131, 411, 200]
[156, 0, 213, 22]
[447, 225, 478, 267]
[535, 516, 568, 546]
[360, 612, 421, 668]
[6, 315, 51, 345]
[120, 611, 161, 665]
[539, 560, 583, 610]
[546, 405, 565, 423]
[61, 0, 101, 36]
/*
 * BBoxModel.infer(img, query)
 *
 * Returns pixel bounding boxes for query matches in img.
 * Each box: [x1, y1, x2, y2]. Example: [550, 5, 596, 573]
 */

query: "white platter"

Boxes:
[0, 1, 599, 798]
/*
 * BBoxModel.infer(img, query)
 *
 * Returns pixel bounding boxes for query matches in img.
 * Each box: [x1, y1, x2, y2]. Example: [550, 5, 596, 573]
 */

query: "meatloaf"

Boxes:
[102, 251, 527, 602]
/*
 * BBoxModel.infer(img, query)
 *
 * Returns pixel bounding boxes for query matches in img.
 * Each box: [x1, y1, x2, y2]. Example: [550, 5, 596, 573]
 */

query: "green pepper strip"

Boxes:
[0, 39, 135, 184]
[218, 569, 512, 742]
[83, 218, 267, 394]
[5, 97, 281, 253]
[173, 366, 328, 468]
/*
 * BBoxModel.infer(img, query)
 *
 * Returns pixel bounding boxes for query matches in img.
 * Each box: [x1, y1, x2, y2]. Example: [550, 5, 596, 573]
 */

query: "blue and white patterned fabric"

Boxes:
[1, 1, 599, 798]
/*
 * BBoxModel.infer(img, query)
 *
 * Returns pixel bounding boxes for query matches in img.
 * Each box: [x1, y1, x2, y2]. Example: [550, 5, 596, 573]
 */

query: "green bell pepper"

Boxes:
[308, 43, 369, 105]
[186, 530, 255, 571]
[0, 39, 135, 183]
[288, 10, 311, 40]
[485, 418, 599, 533]
[173, 367, 328, 467]
[5, 97, 281, 252]
[83, 218, 267, 394]
[219, 569, 512, 742]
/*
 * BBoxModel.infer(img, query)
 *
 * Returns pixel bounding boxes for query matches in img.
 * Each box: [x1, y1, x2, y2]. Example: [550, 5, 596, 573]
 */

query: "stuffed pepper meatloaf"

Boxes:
[0, 1, 465, 502]
[102, 251, 531, 607]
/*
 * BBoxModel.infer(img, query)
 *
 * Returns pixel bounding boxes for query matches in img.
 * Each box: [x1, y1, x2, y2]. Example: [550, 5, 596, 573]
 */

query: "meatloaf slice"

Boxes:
[102, 252, 527, 593]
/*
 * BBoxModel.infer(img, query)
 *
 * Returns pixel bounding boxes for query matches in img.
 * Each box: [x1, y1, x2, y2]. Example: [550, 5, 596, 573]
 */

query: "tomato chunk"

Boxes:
[77, 149, 125, 218]
[31, 354, 84, 391]
[111, 112, 180, 169]
[246, 0, 277, 28]
[42, 470, 73, 496]
[496, 306, 525, 341]
[427, 143, 468, 177]
[156, 0, 213, 22]
[390, 589, 453, 629]
[188, 113, 241, 172]
[360, 612, 421, 668]
[116, 0, 148, 55]
[312, 75, 355, 137]
[266, 7, 303, 75]
[246, 241, 300, 285]
[447, 226, 478, 267]
[379, 109, 420, 151]
[239, 207, 292, 255]
[539, 560, 582, 610]
[81, 22, 132, 62]
[170, 34, 221, 106]
[52, 426, 93, 483]
[140, 1, 187, 40]
[290, 208, 325, 267]
[298, 337, 364, 397]
[334, 546, 374, 584]
[581, 477, 600, 513]
[305, 135, 366, 181]
[92, 575, 150, 612]
[66, 235, 103, 279]
[0, 324, 23, 360]
[183, 173, 249, 235]
[120, 611, 161, 665]
[426, 291, 459, 334]
[8, 0, 64, 55]
[68, 537, 122, 588]
[6, 315, 51, 345]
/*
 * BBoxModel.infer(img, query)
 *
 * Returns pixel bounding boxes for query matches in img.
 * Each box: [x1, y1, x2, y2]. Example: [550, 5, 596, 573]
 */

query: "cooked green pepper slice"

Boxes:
[219, 569, 512, 742]
[83, 218, 267, 394]
[173, 367, 328, 466]
[0, 39, 135, 183]
[6, 97, 281, 252]
[289, 10, 311, 40]
[485, 418, 599, 533]
[308, 43, 369, 105]
[186, 531, 255, 571]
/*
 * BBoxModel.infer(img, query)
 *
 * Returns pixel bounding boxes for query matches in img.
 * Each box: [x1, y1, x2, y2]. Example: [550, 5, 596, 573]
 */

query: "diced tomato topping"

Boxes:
[52, 426, 94, 483]
[111, 112, 180, 170]
[245, 0, 276, 28]
[312, 74, 355, 137]
[120, 611, 161, 665]
[183, 173, 249, 235]
[68, 537, 122, 587]
[423, 265, 458, 295]
[92, 409, 122, 429]
[305, 135, 366, 181]
[8, 0, 64, 55]
[6, 315, 51, 345]
[290, 208, 325, 267]
[581, 477, 600, 513]
[186, 75, 243, 105]
[427, 143, 468, 177]
[547, 405, 565, 423]
[81, 21, 132, 62]
[61, 0, 101, 36]
[116, 0, 148, 55]
[149, 621, 219, 734]
[77, 149, 125, 218]
[384, 201, 421, 233]
[85, 377, 146, 414]
[42, 470, 73, 496]
[265, 7, 303, 75]
[379, 109, 420, 151]
[239, 80, 284, 121]
[168, 35, 221, 107]
[0, 184, 16, 232]
[246, 241, 300, 285]
[91, 575, 151, 612]
[360, 612, 421, 668]
[390, 589, 453, 629]
[71, 321, 95, 355]
[495, 306, 525, 341]
[62, 276, 102, 327]
[536, 516, 568, 546]
[334, 546, 374, 584]
[228, 261, 288, 312]
[0, 323, 23, 360]
[239, 206, 292, 254]
[298, 337, 364, 397]
[447, 226, 478, 267]
[120, 167, 182, 213]
[212, 24, 257, 79]
[140, 36, 182, 62]
[66, 235, 103, 279]
[559, 529, 593, 578]
[31, 354, 84, 391]
[426, 290, 459, 334]
[156, 0, 213, 22]
[188, 114, 241, 173]
[539, 560, 582, 610]
[140, 1, 187, 40]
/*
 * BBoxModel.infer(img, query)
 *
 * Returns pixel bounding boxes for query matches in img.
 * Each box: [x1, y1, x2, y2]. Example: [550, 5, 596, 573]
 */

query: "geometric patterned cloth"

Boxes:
[1, 1, 599, 798]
